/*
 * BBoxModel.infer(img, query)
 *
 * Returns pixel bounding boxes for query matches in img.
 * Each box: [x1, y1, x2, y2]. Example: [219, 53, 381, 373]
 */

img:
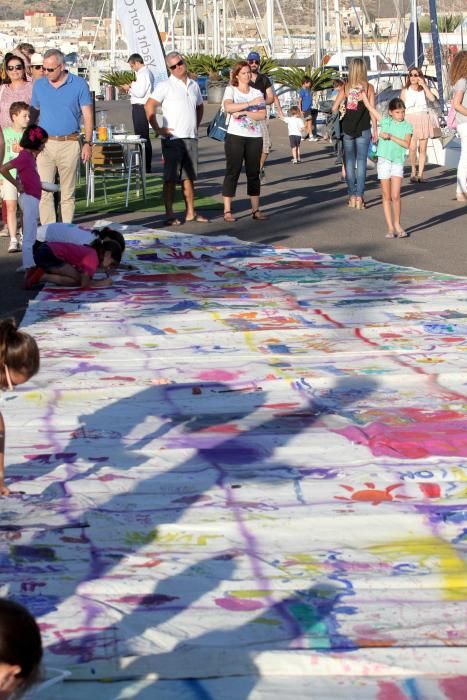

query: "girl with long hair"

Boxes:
[0, 124, 48, 275]
[400, 67, 437, 183]
[332, 57, 377, 210]
[449, 51, 467, 202]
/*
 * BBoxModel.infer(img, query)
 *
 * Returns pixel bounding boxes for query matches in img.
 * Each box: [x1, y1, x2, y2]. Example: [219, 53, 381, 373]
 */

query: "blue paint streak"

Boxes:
[293, 478, 306, 505]
[268, 343, 291, 354]
[183, 679, 214, 699]
[403, 678, 422, 700]
[134, 323, 165, 335]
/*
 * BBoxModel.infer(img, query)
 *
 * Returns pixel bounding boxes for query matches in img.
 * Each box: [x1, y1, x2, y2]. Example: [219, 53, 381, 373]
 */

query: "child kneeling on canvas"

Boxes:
[28, 238, 122, 289]
[360, 94, 413, 238]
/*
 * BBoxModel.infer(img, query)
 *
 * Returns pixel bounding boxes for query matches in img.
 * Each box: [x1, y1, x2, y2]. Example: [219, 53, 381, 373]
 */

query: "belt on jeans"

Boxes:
[47, 133, 80, 141]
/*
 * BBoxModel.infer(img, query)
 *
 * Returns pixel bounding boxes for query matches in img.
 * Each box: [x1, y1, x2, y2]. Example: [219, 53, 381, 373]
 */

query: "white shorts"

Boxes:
[1, 179, 18, 201]
[377, 157, 403, 180]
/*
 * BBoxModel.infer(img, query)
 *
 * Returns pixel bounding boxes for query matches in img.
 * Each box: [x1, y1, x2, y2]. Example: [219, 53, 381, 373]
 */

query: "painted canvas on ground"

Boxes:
[1, 229, 466, 698]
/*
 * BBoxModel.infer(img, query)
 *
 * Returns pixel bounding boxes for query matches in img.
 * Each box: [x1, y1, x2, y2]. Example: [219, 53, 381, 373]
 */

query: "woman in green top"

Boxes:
[361, 95, 413, 238]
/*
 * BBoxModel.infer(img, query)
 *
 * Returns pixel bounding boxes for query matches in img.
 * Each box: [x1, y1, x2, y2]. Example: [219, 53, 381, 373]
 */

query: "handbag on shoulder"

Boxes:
[207, 109, 230, 141]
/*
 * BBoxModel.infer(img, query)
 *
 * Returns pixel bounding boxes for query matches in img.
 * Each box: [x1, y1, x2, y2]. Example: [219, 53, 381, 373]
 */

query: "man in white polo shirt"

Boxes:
[121, 53, 154, 173]
[145, 51, 208, 226]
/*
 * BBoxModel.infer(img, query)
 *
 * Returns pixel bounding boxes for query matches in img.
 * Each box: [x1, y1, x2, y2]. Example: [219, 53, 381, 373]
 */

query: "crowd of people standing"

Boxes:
[0, 44, 465, 279]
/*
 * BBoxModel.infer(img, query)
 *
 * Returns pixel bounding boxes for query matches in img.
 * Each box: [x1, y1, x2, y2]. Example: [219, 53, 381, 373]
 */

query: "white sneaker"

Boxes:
[8, 238, 20, 253]
[308, 136, 319, 142]
[291, 159, 298, 163]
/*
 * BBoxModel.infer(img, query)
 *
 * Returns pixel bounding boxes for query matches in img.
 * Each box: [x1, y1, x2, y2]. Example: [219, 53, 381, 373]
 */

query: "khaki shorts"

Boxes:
[260, 120, 271, 154]
[1, 178, 18, 202]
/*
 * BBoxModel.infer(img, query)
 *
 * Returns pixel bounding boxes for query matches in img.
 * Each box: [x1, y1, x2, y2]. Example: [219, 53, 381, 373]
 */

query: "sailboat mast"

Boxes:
[334, 0, 342, 72]
[411, 0, 418, 66]
[266, 0, 274, 56]
[110, 0, 117, 68]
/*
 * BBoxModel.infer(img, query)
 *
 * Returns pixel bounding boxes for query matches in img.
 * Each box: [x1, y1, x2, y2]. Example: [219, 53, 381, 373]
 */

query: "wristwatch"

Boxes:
[82, 140, 91, 145]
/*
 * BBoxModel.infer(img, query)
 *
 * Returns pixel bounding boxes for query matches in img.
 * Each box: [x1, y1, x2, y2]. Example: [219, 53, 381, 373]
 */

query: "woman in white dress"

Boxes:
[400, 68, 437, 183]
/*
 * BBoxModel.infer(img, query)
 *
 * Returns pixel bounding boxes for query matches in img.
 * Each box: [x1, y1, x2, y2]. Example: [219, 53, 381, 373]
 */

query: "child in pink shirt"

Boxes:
[30, 238, 122, 289]
[0, 124, 48, 273]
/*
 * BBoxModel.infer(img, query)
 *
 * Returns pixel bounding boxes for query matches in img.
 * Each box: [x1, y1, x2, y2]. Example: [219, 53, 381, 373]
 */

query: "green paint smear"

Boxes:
[288, 603, 331, 649]
[75, 174, 222, 216]
[253, 617, 281, 626]
[230, 590, 271, 598]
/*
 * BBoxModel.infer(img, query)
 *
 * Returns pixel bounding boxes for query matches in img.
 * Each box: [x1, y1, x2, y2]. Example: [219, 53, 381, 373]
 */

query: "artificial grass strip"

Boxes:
[75, 174, 221, 216]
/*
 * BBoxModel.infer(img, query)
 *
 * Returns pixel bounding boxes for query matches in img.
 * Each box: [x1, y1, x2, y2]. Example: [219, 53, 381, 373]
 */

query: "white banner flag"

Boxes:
[116, 0, 167, 84]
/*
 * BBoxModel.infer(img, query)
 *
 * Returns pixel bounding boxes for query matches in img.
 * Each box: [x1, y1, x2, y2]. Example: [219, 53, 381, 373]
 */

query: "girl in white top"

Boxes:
[400, 68, 437, 183]
[221, 61, 267, 222]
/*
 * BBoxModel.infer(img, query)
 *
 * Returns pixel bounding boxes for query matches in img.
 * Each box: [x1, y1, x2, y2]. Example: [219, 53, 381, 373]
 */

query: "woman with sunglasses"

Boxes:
[400, 68, 437, 183]
[0, 54, 32, 129]
[0, 319, 40, 496]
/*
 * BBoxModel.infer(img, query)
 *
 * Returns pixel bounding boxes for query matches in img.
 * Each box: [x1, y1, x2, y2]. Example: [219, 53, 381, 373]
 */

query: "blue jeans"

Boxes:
[343, 129, 371, 198]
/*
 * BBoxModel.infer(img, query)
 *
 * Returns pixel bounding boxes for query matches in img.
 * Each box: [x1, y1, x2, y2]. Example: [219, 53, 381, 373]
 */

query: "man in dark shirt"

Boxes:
[246, 51, 283, 181]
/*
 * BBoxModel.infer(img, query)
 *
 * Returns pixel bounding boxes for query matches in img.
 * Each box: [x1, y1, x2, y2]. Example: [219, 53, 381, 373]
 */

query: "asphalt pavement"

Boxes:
[1, 102, 465, 323]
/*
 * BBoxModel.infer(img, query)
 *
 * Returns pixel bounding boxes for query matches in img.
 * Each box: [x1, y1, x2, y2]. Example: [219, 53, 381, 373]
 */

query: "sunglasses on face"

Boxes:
[410, 73, 420, 77]
[6, 65, 23, 71]
[248, 60, 259, 65]
[169, 60, 184, 70]
[32, 65, 44, 70]
[43, 65, 61, 73]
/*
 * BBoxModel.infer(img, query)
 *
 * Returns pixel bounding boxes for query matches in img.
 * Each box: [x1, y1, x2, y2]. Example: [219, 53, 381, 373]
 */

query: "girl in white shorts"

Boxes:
[360, 94, 413, 238]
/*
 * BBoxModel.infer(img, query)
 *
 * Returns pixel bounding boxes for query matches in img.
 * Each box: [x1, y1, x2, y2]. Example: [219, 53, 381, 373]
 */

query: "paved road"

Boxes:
[1, 103, 465, 322]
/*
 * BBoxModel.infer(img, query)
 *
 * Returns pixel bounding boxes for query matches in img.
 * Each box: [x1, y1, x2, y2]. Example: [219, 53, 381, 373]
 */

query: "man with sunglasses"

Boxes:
[29, 53, 44, 81]
[145, 51, 208, 226]
[246, 51, 283, 181]
[31, 49, 93, 224]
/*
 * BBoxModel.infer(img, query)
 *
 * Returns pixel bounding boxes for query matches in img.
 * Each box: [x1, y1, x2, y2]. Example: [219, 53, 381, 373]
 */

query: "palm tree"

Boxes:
[101, 70, 136, 87]
[272, 66, 338, 92]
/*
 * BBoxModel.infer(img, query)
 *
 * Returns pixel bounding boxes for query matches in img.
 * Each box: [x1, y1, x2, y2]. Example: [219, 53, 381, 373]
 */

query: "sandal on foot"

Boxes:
[186, 214, 209, 223]
[409, 175, 417, 183]
[347, 196, 356, 208]
[385, 232, 396, 238]
[223, 211, 236, 222]
[355, 197, 366, 210]
[164, 217, 182, 226]
[396, 229, 408, 238]
[252, 210, 268, 220]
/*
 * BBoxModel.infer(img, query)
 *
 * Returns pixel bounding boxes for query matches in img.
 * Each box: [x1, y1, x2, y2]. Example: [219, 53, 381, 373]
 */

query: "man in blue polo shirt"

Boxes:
[31, 49, 93, 224]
